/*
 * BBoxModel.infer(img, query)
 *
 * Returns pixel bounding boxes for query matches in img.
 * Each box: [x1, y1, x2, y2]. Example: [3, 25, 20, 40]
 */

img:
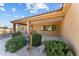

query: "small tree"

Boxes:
[3, 26, 8, 29]
[2, 26, 9, 34]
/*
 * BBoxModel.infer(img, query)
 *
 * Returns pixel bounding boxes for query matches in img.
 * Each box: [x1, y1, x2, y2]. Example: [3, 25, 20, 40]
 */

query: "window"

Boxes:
[41, 26, 43, 31]
[47, 25, 52, 31]
[41, 25, 47, 31]
[41, 25, 57, 31]
[43, 25, 47, 31]
[52, 25, 57, 31]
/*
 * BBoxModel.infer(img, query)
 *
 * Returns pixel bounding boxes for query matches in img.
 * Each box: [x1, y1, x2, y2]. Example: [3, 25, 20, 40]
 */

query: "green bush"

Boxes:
[12, 31, 27, 46]
[5, 31, 27, 53]
[32, 33, 42, 47]
[12, 31, 22, 37]
[5, 36, 24, 53]
[44, 40, 74, 56]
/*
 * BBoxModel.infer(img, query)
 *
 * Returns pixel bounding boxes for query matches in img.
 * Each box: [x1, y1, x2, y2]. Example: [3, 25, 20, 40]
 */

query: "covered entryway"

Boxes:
[11, 17, 63, 50]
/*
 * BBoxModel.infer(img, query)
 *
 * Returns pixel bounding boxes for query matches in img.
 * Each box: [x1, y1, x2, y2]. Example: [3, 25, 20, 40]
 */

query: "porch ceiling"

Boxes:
[16, 23, 27, 25]
[11, 11, 64, 24]
[11, 3, 71, 24]
[31, 17, 64, 25]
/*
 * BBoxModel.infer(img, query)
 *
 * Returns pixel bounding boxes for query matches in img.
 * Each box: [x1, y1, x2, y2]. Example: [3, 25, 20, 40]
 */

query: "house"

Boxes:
[11, 3, 79, 55]
[0, 27, 11, 35]
[11, 3, 66, 35]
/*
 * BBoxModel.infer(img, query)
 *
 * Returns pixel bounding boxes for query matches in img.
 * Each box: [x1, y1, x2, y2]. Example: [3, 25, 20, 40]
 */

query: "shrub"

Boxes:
[5, 36, 24, 53]
[12, 31, 27, 46]
[5, 32, 27, 53]
[32, 33, 42, 47]
[12, 31, 22, 37]
[44, 40, 74, 56]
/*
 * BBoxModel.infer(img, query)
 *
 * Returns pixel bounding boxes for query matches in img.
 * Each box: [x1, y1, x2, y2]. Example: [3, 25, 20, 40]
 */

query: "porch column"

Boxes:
[27, 21, 32, 49]
[13, 23, 16, 33]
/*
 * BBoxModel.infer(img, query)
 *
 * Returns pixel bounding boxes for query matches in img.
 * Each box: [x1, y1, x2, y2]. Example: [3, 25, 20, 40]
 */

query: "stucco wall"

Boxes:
[33, 22, 61, 36]
[61, 4, 79, 55]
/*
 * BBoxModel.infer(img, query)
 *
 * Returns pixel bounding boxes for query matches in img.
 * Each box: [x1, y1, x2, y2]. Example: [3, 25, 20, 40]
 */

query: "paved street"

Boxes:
[0, 33, 11, 40]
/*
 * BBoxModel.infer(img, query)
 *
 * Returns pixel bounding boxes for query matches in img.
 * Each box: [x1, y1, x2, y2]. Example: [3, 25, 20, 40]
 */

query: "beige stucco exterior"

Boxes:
[32, 22, 61, 36]
[0, 28, 11, 35]
[61, 3, 79, 55]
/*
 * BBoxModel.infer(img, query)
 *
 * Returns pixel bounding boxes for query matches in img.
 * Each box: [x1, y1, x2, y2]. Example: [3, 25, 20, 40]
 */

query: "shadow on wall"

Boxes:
[61, 37, 77, 56]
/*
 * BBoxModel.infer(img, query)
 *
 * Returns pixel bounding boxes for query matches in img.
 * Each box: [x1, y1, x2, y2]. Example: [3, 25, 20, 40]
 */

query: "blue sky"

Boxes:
[0, 3, 63, 28]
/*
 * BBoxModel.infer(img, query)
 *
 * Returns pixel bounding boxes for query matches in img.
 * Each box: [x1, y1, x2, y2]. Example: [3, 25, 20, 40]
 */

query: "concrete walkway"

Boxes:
[0, 37, 17, 56]
[15, 44, 46, 56]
